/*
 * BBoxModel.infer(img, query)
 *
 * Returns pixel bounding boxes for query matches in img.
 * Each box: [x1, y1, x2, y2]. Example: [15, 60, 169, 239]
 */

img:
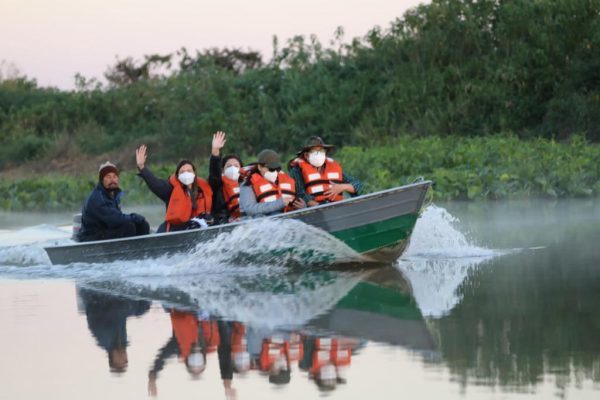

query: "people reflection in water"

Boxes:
[246, 328, 304, 385]
[231, 322, 251, 373]
[146, 307, 360, 395]
[77, 287, 151, 374]
[148, 308, 236, 399]
[299, 336, 357, 391]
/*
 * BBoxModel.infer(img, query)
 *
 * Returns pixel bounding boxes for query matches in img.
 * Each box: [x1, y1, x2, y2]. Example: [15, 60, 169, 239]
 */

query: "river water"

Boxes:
[0, 200, 598, 400]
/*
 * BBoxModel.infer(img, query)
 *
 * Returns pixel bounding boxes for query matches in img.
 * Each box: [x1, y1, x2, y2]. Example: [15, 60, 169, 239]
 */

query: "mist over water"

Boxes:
[1, 201, 599, 399]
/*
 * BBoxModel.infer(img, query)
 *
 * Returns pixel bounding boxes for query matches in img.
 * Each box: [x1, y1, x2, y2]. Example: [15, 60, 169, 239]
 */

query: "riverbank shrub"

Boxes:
[0, 0, 599, 170]
[1, 135, 598, 211]
[337, 135, 600, 200]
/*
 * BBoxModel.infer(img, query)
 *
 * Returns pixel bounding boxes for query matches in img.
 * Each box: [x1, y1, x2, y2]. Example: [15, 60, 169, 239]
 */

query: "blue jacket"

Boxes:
[78, 183, 135, 240]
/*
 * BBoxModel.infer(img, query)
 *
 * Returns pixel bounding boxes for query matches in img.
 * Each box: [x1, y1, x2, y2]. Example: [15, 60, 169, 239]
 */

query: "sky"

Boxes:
[0, 0, 423, 89]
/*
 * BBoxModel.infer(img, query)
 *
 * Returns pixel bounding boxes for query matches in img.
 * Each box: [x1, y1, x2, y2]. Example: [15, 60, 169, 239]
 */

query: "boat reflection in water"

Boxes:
[75, 263, 435, 397]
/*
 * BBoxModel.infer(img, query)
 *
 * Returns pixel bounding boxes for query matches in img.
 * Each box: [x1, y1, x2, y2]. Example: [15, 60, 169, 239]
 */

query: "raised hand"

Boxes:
[211, 131, 226, 156]
[136, 145, 147, 170]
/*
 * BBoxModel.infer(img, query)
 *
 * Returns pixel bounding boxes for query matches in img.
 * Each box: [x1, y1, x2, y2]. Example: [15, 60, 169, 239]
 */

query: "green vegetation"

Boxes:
[337, 135, 600, 200]
[1, 135, 598, 211]
[1, 0, 599, 209]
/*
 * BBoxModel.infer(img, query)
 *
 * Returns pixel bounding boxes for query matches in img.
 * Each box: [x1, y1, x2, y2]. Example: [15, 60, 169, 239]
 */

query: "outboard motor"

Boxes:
[71, 213, 82, 241]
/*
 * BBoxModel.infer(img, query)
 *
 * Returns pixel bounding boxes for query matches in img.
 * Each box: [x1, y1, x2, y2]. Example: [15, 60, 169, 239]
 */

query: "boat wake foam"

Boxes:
[0, 224, 71, 267]
[0, 218, 363, 278]
[80, 269, 367, 329]
[405, 205, 498, 259]
[399, 205, 500, 318]
[173, 218, 364, 271]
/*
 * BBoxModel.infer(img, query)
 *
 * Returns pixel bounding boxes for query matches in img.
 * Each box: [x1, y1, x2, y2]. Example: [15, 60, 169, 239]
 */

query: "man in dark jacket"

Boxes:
[77, 286, 151, 373]
[77, 162, 150, 242]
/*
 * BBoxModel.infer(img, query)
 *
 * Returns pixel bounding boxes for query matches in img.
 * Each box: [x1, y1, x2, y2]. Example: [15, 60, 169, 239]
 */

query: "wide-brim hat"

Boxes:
[98, 161, 119, 181]
[297, 136, 335, 155]
[257, 149, 282, 169]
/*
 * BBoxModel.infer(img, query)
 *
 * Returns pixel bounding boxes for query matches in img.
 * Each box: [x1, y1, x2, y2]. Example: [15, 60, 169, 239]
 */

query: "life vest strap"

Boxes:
[256, 190, 279, 202]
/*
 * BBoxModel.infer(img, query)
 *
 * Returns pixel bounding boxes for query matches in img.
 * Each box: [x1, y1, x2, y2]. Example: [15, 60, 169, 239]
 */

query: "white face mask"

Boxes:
[224, 165, 240, 181]
[308, 151, 326, 168]
[233, 352, 250, 371]
[178, 171, 195, 185]
[187, 352, 205, 369]
[274, 355, 288, 371]
[263, 170, 278, 183]
[319, 364, 337, 381]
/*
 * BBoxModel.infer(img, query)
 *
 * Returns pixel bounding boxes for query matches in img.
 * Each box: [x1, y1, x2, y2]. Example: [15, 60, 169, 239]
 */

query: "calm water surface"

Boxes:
[0, 200, 599, 399]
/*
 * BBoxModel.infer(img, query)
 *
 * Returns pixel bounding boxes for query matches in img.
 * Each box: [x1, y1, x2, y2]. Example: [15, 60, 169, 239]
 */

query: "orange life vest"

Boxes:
[331, 339, 352, 367]
[259, 337, 288, 371]
[249, 171, 296, 211]
[309, 338, 352, 373]
[310, 338, 334, 374]
[221, 176, 241, 219]
[258, 335, 304, 371]
[170, 311, 199, 359]
[231, 322, 247, 353]
[169, 311, 221, 359]
[199, 320, 221, 353]
[166, 175, 213, 230]
[293, 158, 344, 203]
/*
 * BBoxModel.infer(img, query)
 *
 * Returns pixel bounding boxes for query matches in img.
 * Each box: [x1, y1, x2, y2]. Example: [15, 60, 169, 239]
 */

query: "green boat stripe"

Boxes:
[331, 213, 418, 254]
[336, 282, 423, 320]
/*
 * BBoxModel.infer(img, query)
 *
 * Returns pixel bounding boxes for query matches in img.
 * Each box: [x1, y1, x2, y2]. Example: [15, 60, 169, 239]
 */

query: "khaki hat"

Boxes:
[257, 149, 282, 169]
[98, 161, 118, 181]
[297, 136, 335, 155]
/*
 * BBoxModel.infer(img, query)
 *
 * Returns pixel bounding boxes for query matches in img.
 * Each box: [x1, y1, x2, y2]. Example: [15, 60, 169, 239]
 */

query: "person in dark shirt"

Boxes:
[208, 131, 245, 224]
[77, 162, 149, 242]
[77, 286, 151, 373]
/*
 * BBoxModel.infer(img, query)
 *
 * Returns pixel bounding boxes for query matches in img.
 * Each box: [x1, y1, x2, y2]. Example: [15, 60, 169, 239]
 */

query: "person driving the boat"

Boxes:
[208, 131, 245, 223]
[288, 136, 362, 206]
[239, 149, 306, 217]
[77, 162, 150, 242]
[136, 145, 213, 232]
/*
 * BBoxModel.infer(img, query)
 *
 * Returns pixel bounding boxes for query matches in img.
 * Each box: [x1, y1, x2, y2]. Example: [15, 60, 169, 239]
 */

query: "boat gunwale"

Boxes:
[44, 181, 431, 252]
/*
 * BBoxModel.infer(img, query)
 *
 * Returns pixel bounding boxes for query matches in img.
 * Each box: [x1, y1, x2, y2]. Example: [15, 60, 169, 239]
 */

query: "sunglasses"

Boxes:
[261, 164, 281, 172]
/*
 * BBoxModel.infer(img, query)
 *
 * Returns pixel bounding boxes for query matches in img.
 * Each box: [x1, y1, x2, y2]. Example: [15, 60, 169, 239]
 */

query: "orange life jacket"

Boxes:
[331, 339, 352, 367]
[309, 337, 352, 373]
[259, 337, 289, 371]
[310, 338, 334, 374]
[170, 311, 199, 359]
[169, 311, 221, 359]
[199, 320, 221, 353]
[166, 175, 213, 230]
[249, 171, 296, 212]
[231, 322, 247, 353]
[293, 158, 344, 203]
[221, 176, 241, 219]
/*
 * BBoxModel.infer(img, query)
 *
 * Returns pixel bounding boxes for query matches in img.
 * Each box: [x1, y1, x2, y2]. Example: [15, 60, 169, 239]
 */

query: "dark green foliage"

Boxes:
[337, 135, 600, 200]
[1, 136, 598, 211]
[0, 0, 598, 181]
